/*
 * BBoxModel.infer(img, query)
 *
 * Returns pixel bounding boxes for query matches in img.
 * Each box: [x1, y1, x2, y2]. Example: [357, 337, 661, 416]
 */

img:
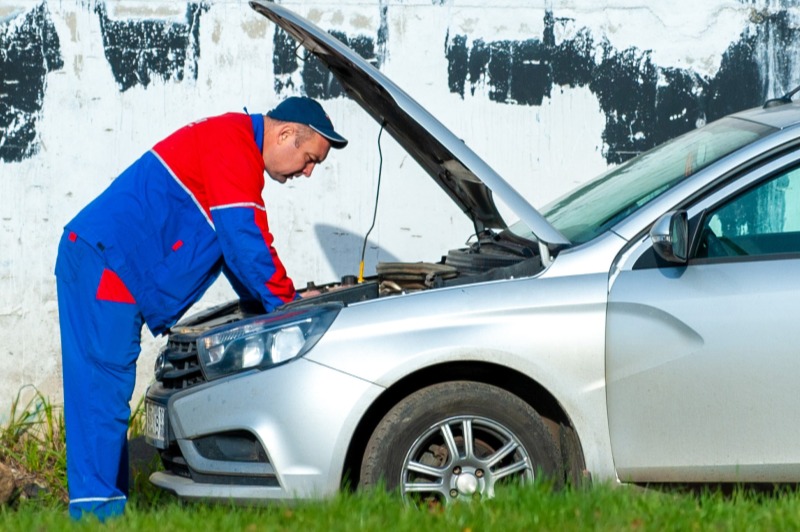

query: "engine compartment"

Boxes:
[287, 228, 543, 306]
[169, 228, 544, 334]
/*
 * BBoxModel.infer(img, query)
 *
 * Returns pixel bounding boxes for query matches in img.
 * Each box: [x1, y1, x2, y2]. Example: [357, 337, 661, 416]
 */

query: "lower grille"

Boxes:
[159, 441, 279, 488]
[189, 472, 279, 487]
[160, 445, 192, 479]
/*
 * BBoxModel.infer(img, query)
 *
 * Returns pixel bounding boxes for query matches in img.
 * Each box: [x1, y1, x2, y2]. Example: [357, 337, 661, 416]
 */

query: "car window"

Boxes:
[696, 166, 800, 259]
[525, 117, 775, 246]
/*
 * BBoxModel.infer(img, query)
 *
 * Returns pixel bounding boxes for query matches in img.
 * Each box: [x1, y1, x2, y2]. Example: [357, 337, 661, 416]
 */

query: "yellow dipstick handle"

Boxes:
[358, 261, 365, 283]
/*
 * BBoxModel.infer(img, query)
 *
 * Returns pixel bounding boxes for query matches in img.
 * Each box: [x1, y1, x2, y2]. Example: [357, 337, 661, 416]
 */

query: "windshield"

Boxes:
[510, 117, 776, 245]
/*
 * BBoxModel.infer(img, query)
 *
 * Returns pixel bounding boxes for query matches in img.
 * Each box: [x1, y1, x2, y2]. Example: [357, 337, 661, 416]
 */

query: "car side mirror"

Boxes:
[650, 211, 688, 264]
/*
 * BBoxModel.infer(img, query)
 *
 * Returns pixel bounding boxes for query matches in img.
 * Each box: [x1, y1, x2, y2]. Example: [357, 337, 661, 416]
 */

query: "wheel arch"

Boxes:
[341, 361, 587, 490]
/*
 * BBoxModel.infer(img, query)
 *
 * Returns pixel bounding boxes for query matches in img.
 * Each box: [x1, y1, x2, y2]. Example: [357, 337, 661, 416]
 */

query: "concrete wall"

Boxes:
[1, 0, 798, 417]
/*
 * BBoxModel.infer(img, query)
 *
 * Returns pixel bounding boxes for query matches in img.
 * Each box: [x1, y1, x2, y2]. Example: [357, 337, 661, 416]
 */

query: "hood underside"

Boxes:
[249, 1, 569, 246]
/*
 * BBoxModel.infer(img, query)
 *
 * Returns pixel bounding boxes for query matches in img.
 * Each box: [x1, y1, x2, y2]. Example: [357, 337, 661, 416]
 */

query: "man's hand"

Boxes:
[300, 289, 322, 298]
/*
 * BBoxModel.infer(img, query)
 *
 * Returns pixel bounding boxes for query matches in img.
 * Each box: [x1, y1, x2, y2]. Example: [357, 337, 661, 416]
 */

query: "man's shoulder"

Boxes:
[155, 112, 252, 153]
[187, 112, 251, 132]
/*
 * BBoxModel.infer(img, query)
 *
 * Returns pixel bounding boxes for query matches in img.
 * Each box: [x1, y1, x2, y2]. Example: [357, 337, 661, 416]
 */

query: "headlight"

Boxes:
[196, 304, 341, 380]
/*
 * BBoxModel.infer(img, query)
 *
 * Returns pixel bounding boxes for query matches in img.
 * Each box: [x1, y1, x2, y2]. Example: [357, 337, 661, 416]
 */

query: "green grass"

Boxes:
[5, 483, 800, 531]
[3, 391, 800, 530]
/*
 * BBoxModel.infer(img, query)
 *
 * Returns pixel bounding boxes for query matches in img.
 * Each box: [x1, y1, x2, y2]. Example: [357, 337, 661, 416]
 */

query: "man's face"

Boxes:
[264, 127, 332, 184]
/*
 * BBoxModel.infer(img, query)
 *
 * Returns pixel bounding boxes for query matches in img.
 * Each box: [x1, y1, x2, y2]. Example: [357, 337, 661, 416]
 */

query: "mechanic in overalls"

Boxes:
[55, 97, 347, 521]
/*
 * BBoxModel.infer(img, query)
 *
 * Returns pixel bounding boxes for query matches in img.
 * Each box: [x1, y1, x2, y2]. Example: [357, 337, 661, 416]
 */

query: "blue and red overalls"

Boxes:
[55, 113, 297, 520]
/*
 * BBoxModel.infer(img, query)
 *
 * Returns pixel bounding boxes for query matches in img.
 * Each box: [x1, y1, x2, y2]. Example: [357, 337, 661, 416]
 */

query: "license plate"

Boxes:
[145, 400, 168, 449]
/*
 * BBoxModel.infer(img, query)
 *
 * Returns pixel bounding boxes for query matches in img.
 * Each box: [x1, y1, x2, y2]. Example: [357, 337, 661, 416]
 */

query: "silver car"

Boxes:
[144, 1, 800, 504]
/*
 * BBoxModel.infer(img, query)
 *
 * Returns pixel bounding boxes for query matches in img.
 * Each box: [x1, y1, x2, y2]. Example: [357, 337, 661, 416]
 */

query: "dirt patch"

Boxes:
[0, 463, 14, 504]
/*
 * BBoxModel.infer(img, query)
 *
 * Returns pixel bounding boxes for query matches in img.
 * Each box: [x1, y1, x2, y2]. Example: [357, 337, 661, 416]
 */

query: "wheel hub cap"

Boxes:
[455, 471, 479, 494]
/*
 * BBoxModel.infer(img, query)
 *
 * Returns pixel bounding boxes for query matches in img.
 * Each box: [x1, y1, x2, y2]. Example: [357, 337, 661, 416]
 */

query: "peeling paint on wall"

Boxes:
[241, 17, 267, 39]
[273, 27, 380, 98]
[273, 2, 388, 98]
[0, 2, 63, 163]
[445, 6, 800, 163]
[95, 2, 207, 92]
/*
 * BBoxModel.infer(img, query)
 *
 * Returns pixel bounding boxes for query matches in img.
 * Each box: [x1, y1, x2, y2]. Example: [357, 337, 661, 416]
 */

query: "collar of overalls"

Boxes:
[249, 113, 264, 154]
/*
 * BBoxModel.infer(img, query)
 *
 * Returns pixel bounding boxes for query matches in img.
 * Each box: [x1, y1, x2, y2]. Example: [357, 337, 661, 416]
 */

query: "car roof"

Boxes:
[731, 102, 800, 130]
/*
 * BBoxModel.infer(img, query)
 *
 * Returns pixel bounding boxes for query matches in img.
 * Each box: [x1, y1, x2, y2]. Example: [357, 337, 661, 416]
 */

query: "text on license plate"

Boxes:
[145, 401, 168, 449]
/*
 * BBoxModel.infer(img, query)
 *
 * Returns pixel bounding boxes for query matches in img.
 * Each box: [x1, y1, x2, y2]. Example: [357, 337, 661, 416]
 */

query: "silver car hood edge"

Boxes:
[250, 1, 570, 247]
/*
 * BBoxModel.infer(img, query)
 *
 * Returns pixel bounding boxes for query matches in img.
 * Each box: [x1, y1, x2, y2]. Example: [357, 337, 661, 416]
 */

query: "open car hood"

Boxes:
[250, 1, 569, 247]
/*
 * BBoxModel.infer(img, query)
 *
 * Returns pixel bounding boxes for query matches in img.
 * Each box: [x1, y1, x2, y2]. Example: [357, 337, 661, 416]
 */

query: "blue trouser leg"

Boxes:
[55, 232, 144, 521]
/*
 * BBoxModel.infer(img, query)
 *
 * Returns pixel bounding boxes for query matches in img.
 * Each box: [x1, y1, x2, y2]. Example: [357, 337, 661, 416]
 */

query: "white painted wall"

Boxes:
[0, 0, 779, 418]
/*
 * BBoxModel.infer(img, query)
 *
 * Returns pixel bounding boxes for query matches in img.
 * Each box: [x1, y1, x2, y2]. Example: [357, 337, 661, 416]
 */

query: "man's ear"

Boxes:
[276, 124, 295, 145]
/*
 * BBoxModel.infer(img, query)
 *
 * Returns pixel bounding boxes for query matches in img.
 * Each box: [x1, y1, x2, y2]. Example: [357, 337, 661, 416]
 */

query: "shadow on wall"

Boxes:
[95, 2, 208, 92]
[0, 2, 63, 163]
[314, 223, 400, 280]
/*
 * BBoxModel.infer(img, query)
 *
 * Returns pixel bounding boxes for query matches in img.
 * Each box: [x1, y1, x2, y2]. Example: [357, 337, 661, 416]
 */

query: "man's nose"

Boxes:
[302, 163, 315, 177]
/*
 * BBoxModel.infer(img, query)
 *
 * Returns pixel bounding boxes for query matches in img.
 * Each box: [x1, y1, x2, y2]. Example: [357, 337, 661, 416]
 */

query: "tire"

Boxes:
[360, 381, 560, 504]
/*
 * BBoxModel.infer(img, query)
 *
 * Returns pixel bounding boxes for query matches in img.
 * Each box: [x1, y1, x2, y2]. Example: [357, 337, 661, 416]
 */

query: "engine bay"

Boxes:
[168, 228, 544, 335]
[287, 228, 544, 308]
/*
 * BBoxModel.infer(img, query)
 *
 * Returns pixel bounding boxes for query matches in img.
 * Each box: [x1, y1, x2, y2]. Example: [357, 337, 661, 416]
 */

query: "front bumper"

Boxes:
[146, 356, 383, 502]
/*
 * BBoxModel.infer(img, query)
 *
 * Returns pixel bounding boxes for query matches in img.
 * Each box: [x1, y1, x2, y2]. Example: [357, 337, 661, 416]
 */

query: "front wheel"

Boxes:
[359, 381, 560, 504]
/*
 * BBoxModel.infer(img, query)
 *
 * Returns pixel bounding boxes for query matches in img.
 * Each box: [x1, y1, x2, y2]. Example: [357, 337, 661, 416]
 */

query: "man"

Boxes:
[55, 97, 347, 520]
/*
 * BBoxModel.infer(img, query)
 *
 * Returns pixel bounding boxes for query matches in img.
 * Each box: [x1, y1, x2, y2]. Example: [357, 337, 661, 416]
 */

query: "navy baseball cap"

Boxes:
[267, 96, 348, 149]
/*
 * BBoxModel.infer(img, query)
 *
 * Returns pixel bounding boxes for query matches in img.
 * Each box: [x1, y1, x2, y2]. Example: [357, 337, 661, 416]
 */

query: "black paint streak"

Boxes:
[445, 32, 468, 97]
[96, 2, 207, 92]
[274, 28, 379, 99]
[446, 9, 800, 164]
[272, 27, 299, 93]
[273, 2, 387, 99]
[377, 0, 389, 68]
[0, 3, 63, 163]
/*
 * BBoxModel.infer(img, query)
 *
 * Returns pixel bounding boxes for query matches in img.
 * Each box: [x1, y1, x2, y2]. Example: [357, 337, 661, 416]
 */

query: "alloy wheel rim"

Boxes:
[400, 415, 533, 505]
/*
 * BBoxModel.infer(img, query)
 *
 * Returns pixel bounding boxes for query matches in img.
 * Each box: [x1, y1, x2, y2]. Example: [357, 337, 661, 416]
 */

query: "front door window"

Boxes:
[697, 167, 800, 258]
